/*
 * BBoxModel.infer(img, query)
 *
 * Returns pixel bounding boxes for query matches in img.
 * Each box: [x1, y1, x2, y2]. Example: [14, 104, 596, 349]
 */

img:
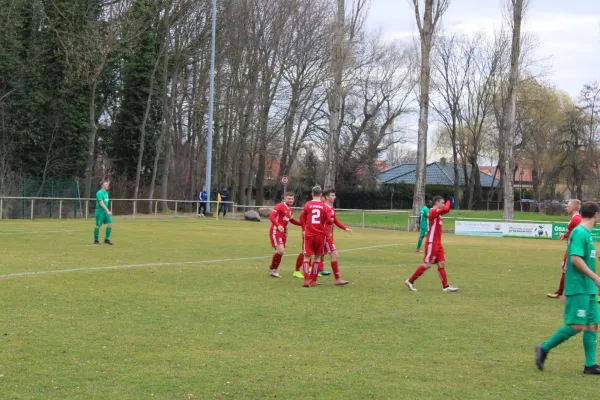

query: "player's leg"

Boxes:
[319, 238, 331, 276]
[302, 238, 314, 287]
[104, 214, 113, 245]
[293, 236, 305, 278]
[269, 230, 284, 278]
[416, 234, 425, 252]
[327, 240, 348, 285]
[548, 254, 567, 298]
[94, 210, 102, 244]
[438, 260, 458, 292]
[310, 254, 324, 286]
[583, 296, 600, 374]
[405, 242, 434, 291]
[536, 294, 587, 371]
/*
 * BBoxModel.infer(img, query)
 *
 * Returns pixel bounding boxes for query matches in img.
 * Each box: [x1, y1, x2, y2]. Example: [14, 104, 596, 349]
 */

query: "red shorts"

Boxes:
[561, 251, 567, 272]
[424, 242, 445, 264]
[325, 237, 337, 254]
[269, 227, 286, 248]
[304, 234, 325, 256]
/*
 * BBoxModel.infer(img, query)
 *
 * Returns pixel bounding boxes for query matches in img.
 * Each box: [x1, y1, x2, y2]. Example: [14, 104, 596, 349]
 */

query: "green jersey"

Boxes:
[419, 206, 430, 231]
[565, 224, 598, 296]
[96, 189, 109, 211]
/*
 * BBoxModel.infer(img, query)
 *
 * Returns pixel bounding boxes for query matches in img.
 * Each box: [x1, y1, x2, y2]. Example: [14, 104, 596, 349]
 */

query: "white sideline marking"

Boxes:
[0, 230, 78, 235]
[0, 243, 400, 280]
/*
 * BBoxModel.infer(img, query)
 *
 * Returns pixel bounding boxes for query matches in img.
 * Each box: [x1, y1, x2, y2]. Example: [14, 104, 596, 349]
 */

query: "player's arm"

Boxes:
[333, 214, 351, 233]
[571, 256, 600, 287]
[290, 217, 302, 226]
[562, 219, 577, 240]
[430, 200, 451, 219]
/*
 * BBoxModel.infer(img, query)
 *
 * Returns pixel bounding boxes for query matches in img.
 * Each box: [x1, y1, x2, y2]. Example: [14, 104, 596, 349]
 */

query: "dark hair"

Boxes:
[426, 199, 432, 206]
[433, 195, 444, 204]
[323, 189, 335, 198]
[580, 201, 600, 218]
[312, 186, 322, 196]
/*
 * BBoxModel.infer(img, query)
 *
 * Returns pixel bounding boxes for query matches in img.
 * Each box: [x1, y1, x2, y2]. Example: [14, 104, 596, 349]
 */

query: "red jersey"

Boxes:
[302, 200, 332, 237]
[269, 202, 300, 231]
[564, 212, 582, 239]
[324, 203, 347, 238]
[426, 200, 451, 244]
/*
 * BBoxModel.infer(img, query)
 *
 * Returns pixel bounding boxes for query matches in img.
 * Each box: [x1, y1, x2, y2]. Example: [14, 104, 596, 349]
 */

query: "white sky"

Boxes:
[366, 0, 600, 161]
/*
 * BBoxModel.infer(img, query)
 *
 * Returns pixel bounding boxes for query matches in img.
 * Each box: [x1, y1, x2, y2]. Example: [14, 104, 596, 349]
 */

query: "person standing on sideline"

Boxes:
[94, 181, 114, 245]
[547, 199, 582, 298]
[405, 196, 458, 292]
[218, 186, 230, 217]
[416, 199, 432, 253]
[198, 186, 208, 217]
[536, 201, 600, 374]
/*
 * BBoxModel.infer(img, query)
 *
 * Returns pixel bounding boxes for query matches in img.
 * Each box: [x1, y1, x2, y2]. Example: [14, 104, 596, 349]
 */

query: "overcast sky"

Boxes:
[366, 0, 600, 160]
[368, 0, 600, 98]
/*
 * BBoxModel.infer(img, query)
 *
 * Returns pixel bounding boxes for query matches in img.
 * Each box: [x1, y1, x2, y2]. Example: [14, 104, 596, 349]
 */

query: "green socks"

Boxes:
[584, 330, 597, 367]
[416, 237, 423, 250]
[542, 325, 578, 353]
[106, 227, 112, 240]
[94, 227, 99, 241]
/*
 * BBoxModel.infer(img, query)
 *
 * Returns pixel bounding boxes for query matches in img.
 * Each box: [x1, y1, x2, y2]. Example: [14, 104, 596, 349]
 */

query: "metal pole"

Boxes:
[31, 199, 34, 220]
[85, 200, 88, 219]
[362, 210, 365, 229]
[205, 0, 217, 213]
[175, 201, 178, 216]
[59, 200, 63, 220]
[0, 198, 2, 219]
[133, 200, 137, 218]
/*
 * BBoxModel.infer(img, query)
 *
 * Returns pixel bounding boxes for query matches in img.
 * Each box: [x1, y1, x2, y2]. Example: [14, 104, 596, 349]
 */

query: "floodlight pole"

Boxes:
[205, 0, 217, 212]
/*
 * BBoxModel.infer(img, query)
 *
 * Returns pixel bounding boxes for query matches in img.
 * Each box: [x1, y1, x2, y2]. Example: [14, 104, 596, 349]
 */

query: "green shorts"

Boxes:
[419, 229, 428, 237]
[95, 210, 113, 226]
[564, 294, 600, 326]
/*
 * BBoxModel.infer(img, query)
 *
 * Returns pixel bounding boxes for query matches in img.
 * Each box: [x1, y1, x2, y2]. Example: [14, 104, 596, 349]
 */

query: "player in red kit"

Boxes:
[547, 199, 582, 298]
[268, 192, 302, 278]
[300, 186, 333, 287]
[405, 195, 459, 292]
[323, 189, 352, 286]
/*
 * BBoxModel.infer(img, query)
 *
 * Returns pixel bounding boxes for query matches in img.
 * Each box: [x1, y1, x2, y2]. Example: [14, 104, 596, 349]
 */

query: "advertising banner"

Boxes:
[456, 221, 552, 239]
[552, 223, 600, 241]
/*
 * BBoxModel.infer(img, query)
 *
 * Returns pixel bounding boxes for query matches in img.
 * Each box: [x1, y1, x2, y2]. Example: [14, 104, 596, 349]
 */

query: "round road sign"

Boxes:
[280, 175, 290, 185]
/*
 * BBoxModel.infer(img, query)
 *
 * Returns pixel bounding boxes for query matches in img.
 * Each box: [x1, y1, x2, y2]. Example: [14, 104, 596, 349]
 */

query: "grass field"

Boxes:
[335, 209, 571, 231]
[0, 217, 599, 399]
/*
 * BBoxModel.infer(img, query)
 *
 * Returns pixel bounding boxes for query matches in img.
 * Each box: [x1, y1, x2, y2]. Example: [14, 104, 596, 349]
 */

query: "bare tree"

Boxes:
[411, 0, 450, 225]
[502, 0, 527, 220]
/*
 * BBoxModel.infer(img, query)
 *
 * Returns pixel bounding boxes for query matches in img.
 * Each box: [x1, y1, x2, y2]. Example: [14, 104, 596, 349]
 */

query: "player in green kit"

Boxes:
[415, 199, 432, 253]
[536, 201, 600, 374]
[94, 181, 114, 245]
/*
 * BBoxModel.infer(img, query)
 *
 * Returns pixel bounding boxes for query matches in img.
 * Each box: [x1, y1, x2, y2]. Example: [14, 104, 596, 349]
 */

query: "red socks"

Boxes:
[437, 267, 448, 288]
[270, 253, 282, 270]
[331, 261, 341, 280]
[310, 262, 322, 284]
[557, 273, 565, 296]
[409, 265, 427, 283]
[295, 253, 303, 272]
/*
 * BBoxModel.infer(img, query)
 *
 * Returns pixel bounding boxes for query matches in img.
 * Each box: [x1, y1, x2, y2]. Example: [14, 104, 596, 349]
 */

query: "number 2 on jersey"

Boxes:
[311, 209, 321, 224]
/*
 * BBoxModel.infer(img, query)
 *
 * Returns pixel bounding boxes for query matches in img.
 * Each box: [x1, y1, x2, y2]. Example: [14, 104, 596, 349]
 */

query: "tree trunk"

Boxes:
[324, 0, 345, 190]
[84, 80, 98, 199]
[503, 0, 524, 221]
[134, 56, 160, 206]
[452, 139, 460, 210]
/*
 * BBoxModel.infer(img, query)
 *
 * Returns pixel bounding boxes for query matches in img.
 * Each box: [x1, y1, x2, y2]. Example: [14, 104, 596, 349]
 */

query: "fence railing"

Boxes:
[0, 197, 235, 220]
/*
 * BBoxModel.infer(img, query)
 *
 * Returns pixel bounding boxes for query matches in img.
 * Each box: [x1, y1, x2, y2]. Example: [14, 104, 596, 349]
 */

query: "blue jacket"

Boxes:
[199, 191, 208, 202]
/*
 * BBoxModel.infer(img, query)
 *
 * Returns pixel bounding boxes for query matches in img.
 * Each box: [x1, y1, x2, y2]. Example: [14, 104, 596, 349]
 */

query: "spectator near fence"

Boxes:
[218, 186, 230, 217]
[198, 186, 208, 216]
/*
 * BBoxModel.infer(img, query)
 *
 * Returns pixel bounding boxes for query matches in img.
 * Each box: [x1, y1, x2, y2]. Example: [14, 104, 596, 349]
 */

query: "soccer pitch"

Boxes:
[0, 218, 598, 399]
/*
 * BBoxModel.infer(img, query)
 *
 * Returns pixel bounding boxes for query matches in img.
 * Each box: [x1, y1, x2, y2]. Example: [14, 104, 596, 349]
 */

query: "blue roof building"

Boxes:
[378, 161, 500, 188]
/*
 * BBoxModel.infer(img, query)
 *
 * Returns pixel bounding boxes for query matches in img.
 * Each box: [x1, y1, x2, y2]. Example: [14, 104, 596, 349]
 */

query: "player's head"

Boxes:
[202, 185, 206, 191]
[425, 199, 432, 207]
[580, 201, 599, 223]
[567, 199, 581, 215]
[323, 189, 336, 204]
[311, 185, 322, 199]
[101, 180, 110, 190]
[283, 192, 295, 206]
[432, 195, 444, 208]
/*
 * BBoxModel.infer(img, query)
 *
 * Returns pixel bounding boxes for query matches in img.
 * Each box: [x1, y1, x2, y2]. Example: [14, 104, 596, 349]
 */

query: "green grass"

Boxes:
[335, 209, 572, 230]
[0, 218, 598, 399]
